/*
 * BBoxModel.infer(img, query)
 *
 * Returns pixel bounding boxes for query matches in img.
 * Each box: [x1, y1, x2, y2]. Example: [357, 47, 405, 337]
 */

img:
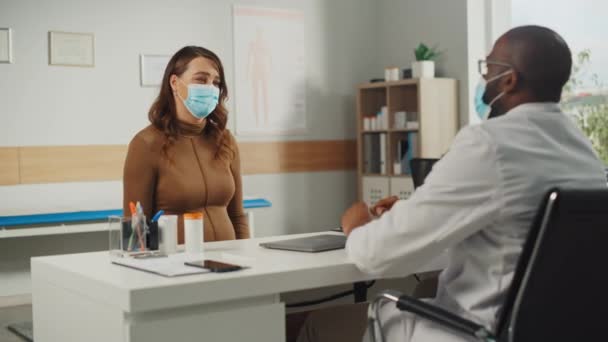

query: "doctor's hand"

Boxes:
[370, 196, 399, 217]
[341, 202, 373, 236]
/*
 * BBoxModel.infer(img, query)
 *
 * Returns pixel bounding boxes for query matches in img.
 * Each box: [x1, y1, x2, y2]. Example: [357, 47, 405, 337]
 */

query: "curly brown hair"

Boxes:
[148, 46, 233, 161]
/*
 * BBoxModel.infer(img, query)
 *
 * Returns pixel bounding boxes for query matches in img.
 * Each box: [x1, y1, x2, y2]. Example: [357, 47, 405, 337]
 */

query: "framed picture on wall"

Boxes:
[140, 54, 171, 87]
[0, 28, 12, 63]
[48, 31, 95, 67]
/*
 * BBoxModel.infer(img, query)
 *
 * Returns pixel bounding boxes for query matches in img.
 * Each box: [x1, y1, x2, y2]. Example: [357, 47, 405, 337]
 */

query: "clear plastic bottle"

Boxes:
[184, 212, 204, 261]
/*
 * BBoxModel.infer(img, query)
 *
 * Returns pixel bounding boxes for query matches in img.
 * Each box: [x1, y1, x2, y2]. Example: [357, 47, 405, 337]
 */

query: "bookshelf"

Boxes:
[356, 78, 458, 205]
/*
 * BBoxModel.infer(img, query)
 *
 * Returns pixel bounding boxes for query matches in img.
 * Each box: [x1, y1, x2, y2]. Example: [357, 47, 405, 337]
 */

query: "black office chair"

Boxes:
[373, 187, 608, 341]
[410, 158, 439, 189]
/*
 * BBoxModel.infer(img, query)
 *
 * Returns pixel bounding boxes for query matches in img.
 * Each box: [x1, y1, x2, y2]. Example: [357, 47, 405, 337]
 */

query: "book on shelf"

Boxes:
[406, 132, 419, 173]
[396, 132, 418, 174]
[363, 134, 382, 174]
[380, 133, 386, 174]
[363, 134, 372, 173]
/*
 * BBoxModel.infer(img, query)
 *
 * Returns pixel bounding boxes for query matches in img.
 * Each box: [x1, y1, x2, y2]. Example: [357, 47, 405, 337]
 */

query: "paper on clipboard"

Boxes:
[112, 253, 210, 277]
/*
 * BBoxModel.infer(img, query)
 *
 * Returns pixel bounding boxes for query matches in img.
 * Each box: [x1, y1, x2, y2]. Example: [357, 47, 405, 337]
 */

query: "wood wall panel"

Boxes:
[0, 140, 356, 184]
[19, 145, 128, 184]
[240, 140, 357, 174]
[0, 148, 20, 185]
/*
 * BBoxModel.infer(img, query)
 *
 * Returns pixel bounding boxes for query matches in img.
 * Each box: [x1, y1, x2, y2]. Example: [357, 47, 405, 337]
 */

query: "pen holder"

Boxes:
[147, 221, 159, 251]
[108, 215, 150, 257]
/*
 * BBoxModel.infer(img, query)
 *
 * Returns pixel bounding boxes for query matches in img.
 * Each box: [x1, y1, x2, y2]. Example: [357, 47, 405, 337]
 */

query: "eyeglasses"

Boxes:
[478, 59, 513, 76]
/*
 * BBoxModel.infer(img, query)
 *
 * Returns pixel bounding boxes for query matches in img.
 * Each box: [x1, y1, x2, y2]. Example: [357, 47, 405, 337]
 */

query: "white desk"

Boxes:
[31, 232, 447, 342]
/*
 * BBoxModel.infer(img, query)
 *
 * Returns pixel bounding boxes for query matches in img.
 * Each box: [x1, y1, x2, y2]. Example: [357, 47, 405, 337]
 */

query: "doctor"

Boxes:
[297, 25, 607, 342]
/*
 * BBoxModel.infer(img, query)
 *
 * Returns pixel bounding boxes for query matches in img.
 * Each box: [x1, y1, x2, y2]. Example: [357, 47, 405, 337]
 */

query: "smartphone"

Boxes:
[184, 259, 244, 273]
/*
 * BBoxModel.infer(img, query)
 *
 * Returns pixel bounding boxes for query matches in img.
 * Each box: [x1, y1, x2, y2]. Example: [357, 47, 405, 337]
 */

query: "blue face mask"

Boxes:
[474, 70, 512, 121]
[178, 80, 220, 120]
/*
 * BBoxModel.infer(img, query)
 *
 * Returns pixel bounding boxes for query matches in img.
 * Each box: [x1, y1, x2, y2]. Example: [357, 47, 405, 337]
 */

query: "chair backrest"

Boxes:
[410, 158, 439, 189]
[495, 188, 608, 341]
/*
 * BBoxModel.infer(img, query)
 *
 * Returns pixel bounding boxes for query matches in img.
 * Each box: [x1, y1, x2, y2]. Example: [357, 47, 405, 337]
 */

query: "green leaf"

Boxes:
[414, 42, 439, 61]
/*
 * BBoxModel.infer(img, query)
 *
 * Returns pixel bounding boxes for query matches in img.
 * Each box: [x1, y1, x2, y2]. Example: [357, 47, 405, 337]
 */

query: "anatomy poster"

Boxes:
[233, 6, 307, 135]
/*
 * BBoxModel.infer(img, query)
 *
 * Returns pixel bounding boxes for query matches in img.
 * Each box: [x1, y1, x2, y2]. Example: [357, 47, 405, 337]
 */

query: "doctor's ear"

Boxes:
[503, 71, 519, 94]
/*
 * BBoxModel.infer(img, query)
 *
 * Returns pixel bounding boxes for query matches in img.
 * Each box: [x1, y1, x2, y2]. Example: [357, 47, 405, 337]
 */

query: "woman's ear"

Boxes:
[169, 75, 178, 93]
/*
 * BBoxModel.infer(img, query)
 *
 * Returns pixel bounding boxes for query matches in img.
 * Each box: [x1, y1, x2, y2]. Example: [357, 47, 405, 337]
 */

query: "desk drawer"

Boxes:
[127, 299, 285, 342]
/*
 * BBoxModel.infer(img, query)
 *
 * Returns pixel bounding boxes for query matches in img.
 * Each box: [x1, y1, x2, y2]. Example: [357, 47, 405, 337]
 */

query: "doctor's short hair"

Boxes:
[505, 25, 572, 102]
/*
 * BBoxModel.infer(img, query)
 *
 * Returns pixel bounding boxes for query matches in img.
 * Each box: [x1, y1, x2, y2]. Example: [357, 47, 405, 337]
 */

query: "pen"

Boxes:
[131, 251, 167, 259]
[151, 210, 164, 223]
[129, 202, 136, 216]
[135, 201, 145, 251]
[127, 201, 137, 251]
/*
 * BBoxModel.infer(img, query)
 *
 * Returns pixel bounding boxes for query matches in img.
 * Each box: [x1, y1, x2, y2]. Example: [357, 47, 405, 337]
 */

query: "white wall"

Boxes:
[374, 0, 512, 127]
[466, 0, 491, 126]
[0, 0, 372, 298]
[487, 0, 511, 49]
[466, 0, 512, 125]
[0, 0, 482, 299]
[0, 0, 375, 221]
[375, 0, 470, 126]
[0, 0, 377, 146]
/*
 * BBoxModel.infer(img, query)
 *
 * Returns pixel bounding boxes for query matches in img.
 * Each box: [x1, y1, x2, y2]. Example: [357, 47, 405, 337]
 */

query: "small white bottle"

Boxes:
[184, 212, 204, 261]
[393, 162, 402, 175]
[381, 106, 389, 129]
[384, 67, 392, 82]
[389, 67, 400, 81]
[363, 117, 371, 131]
[158, 215, 178, 255]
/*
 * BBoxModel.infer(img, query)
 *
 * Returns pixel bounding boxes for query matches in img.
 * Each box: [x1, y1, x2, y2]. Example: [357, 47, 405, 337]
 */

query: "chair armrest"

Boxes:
[377, 291, 494, 340]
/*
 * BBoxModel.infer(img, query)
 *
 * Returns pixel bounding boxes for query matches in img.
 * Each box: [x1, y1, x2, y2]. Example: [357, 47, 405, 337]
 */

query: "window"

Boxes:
[512, 0, 608, 164]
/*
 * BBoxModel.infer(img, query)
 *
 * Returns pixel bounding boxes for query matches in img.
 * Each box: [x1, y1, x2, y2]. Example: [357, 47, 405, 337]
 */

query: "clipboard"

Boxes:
[112, 253, 210, 277]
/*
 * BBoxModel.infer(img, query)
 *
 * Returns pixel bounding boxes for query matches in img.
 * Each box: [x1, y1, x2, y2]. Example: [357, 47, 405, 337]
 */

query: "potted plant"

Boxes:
[412, 43, 439, 78]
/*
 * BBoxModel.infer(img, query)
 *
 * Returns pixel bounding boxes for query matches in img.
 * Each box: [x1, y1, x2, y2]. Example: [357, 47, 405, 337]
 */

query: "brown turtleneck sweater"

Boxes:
[123, 121, 249, 243]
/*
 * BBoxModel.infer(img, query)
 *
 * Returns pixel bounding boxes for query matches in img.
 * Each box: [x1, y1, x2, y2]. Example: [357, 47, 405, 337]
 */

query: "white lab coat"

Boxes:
[347, 103, 607, 341]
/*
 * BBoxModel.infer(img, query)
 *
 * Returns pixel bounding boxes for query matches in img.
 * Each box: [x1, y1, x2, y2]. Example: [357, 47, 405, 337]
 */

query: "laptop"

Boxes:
[259, 234, 346, 253]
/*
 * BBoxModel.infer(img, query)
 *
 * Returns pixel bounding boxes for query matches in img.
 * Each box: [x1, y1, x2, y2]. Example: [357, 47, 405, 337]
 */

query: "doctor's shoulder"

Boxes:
[452, 123, 495, 147]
